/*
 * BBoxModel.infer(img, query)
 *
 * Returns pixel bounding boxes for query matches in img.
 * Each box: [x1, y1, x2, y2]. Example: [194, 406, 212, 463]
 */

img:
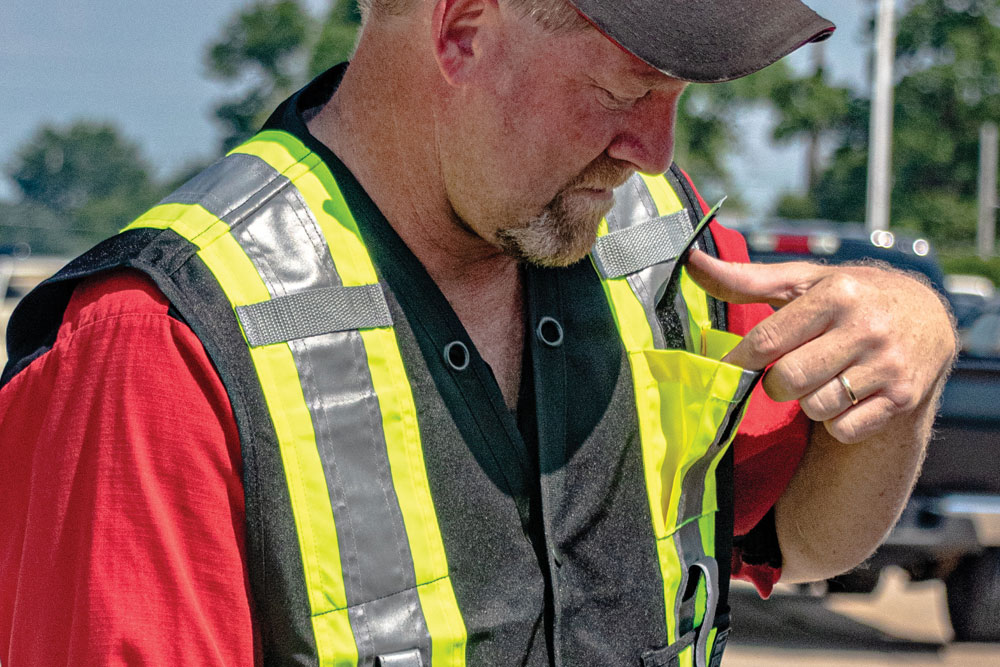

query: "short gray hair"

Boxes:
[357, 0, 588, 32]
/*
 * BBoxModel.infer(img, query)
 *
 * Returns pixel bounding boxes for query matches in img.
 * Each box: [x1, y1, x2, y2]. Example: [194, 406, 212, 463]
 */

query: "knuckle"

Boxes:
[828, 415, 867, 445]
[862, 314, 893, 342]
[800, 395, 827, 422]
[772, 358, 811, 397]
[746, 320, 784, 360]
[884, 379, 917, 413]
[880, 347, 907, 380]
[827, 272, 864, 304]
[813, 386, 837, 417]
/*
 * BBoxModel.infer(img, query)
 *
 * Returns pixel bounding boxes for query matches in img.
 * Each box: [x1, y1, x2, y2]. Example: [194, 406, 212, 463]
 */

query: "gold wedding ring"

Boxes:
[839, 374, 859, 406]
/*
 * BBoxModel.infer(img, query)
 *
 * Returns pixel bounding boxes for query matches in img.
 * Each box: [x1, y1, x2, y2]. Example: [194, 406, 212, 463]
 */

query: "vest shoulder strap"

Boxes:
[0, 227, 204, 387]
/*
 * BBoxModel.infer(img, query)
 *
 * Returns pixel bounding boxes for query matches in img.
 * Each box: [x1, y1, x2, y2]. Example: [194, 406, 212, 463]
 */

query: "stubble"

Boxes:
[495, 156, 634, 268]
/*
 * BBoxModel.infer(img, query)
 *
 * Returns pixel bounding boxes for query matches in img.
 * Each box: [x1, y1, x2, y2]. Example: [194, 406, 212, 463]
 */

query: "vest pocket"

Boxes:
[627, 338, 758, 538]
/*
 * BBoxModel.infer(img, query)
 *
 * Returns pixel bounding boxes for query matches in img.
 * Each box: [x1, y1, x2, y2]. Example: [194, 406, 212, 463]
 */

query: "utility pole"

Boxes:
[978, 122, 998, 260]
[866, 0, 897, 232]
[805, 40, 827, 192]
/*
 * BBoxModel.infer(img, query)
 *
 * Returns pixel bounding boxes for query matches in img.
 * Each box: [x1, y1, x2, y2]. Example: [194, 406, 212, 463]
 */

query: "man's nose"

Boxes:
[605, 91, 682, 176]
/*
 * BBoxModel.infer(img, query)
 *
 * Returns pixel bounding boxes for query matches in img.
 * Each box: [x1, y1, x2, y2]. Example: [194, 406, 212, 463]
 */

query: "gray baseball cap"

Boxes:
[568, 0, 835, 83]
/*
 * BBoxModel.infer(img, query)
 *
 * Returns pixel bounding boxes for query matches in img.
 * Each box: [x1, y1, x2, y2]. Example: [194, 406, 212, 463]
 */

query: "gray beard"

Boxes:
[494, 195, 609, 268]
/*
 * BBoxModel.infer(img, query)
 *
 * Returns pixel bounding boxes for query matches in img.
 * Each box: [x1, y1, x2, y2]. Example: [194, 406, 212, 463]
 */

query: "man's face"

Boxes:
[437, 4, 688, 267]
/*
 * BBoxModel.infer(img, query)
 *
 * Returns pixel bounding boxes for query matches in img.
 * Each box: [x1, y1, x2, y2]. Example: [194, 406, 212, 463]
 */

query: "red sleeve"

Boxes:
[710, 222, 812, 531]
[683, 171, 812, 596]
[0, 271, 257, 666]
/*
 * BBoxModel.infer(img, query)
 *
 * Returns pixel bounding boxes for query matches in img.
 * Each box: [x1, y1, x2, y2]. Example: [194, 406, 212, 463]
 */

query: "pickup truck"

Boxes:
[740, 220, 1000, 642]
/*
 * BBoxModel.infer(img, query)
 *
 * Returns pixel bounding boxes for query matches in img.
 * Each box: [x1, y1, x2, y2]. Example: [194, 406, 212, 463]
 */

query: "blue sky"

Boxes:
[0, 0, 871, 212]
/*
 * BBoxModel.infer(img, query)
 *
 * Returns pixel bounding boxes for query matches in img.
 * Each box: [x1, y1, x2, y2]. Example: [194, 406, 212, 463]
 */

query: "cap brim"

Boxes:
[569, 0, 835, 83]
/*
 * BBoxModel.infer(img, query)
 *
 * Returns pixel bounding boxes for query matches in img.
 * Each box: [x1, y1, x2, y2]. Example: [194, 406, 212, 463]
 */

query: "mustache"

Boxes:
[565, 156, 634, 192]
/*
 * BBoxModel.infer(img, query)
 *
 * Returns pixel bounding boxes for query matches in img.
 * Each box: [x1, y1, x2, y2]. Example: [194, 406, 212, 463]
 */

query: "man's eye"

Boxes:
[597, 87, 643, 110]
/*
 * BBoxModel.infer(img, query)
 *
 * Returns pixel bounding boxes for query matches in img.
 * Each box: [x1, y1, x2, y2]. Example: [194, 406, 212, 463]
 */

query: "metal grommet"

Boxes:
[443, 341, 470, 371]
[536, 316, 564, 348]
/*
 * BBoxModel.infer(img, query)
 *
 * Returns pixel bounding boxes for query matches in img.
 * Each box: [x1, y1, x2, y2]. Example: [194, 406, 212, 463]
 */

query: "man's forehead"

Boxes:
[549, 17, 681, 85]
[585, 27, 685, 87]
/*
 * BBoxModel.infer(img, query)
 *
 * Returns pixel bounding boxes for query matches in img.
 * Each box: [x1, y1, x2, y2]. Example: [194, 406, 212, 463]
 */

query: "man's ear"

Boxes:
[431, 0, 498, 84]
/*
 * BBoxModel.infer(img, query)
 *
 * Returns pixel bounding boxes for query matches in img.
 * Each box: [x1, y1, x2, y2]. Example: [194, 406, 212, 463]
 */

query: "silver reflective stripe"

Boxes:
[173, 152, 433, 665]
[605, 173, 658, 231]
[669, 368, 758, 667]
[600, 173, 697, 349]
[236, 284, 393, 347]
[673, 369, 760, 526]
[377, 648, 424, 667]
[593, 209, 693, 279]
[672, 522, 720, 667]
[162, 153, 289, 222]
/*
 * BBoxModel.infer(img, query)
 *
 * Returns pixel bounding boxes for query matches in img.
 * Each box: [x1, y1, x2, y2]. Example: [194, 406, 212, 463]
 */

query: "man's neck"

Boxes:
[307, 54, 526, 408]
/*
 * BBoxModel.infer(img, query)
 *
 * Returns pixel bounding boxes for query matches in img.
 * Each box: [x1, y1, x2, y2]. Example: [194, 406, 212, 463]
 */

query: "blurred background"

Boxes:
[2, 0, 1000, 664]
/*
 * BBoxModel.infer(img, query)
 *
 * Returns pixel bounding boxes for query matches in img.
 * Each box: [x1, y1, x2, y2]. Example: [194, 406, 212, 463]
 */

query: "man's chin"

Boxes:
[494, 212, 604, 268]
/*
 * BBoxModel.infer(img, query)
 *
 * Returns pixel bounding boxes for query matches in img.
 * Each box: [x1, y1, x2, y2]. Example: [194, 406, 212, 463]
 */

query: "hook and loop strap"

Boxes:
[237, 283, 393, 347]
[592, 209, 693, 279]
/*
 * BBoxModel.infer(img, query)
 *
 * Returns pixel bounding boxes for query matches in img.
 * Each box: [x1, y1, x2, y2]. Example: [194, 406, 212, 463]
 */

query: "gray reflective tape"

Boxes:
[593, 209, 693, 279]
[193, 149, 434, 663]
[377, 648, 424, 667]
[289, 321, 426, 665]
[604, 174, 694, 348]
[605, 173, 659, 233]
[666, 526, 721, 667]
[162, 153, 292, 227]
[236, 284, 393, 347]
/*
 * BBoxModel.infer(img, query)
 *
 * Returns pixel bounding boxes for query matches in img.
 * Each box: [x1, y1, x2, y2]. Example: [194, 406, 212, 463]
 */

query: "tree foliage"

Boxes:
[675, 59, 813, 209]
[809, 0, 1000, 245]
[206, 0, 362, 151]
[4, 121, 164, 253]
[310, 0, 363, 78]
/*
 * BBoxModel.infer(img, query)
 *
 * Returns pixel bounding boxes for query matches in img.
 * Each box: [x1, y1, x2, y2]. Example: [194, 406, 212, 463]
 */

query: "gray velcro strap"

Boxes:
[236, 283, 393, 347]
[593, 209, 693, 279]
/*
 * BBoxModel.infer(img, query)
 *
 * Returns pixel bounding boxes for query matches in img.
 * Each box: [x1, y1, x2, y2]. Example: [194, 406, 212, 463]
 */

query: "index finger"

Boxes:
[684, 249, 831, 308]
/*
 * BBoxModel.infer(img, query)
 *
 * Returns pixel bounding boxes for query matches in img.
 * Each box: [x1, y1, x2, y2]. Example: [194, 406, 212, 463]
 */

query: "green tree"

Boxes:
[889, 0, 1000, 242]
[674, 59, 807, 210]
[206, 0, 362, 152]
[790, 95, 871, 223]
[770, 68, 851, 191]
[4, 121, 164, 253]
[207, 0, 311, 151]
[809, 0, 1000, 244]
[309, 0, 363, 78]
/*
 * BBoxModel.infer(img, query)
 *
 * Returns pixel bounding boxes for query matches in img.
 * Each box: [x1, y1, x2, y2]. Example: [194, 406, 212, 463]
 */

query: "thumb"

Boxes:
[683, 249, 825, 308]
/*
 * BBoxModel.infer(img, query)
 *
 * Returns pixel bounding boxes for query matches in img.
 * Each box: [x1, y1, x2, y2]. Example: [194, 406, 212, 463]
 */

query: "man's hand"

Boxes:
[685, 249, 957, 444]
[685, 249, 957, 582]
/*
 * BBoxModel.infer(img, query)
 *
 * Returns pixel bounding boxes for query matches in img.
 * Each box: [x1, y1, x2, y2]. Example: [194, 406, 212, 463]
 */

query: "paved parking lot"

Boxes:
[724, 569, 1000, 666]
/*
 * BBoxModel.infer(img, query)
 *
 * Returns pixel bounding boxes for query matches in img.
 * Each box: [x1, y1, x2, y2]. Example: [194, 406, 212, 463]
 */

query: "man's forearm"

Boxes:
[774, 382, 942, 583]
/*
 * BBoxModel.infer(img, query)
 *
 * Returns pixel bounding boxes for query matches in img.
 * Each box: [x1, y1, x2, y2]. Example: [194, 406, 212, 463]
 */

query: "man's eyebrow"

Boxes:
[625, 65, 683, 88]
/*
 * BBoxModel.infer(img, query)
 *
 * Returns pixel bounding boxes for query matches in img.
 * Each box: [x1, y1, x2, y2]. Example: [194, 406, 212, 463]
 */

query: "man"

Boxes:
[0, 0, 955, 665]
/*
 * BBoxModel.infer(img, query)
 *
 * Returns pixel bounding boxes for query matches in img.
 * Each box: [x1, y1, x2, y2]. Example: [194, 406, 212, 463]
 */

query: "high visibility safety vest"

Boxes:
[3, 129, 759, 667]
